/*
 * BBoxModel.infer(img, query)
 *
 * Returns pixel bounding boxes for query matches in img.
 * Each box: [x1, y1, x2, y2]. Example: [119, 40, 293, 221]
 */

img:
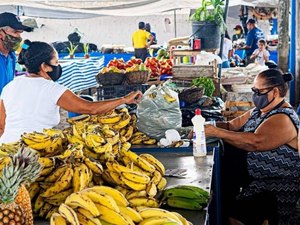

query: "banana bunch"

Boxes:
[100, 144, 167, 209]
[162, 185, 209, 211]
[29, 145, 104, 219]
[50, 185, 144, 225]
[138, 208, 192, 225]
[21, 131, 64, 157]
[0, 141, 21, 156]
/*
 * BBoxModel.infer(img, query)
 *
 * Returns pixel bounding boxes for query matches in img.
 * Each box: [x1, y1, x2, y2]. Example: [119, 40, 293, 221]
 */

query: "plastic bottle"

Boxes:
[191, 108, 207, 157]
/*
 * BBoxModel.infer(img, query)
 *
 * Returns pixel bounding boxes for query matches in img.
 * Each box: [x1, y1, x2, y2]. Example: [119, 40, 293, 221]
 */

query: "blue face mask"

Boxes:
[47, 64, 62, 81]
[252, 88, 275, 110]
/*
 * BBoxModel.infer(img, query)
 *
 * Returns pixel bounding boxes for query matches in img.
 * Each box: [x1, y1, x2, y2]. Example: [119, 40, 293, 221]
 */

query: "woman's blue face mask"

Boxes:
[251, 87, 275, 110]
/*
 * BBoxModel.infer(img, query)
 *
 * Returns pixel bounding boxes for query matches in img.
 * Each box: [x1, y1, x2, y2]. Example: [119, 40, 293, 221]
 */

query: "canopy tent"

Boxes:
[0, 0, 279, 19]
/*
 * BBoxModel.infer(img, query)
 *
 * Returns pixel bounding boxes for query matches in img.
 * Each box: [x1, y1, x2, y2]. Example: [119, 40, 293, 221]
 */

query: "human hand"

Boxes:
[124, 91, 143, 104]
[205, 124, 218, 137]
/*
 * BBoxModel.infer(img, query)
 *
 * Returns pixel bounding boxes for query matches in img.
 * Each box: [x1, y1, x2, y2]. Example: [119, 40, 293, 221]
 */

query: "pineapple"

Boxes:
[0, 147, 42, 225]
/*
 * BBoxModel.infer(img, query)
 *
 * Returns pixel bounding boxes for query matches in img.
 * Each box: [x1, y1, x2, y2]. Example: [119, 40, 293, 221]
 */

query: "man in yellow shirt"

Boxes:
[132, 22, 154, 62]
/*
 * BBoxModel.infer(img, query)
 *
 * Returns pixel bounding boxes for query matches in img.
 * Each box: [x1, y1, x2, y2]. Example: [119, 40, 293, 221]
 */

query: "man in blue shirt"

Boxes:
[0, 12, 32, 95]
[240, 19, 265, 65]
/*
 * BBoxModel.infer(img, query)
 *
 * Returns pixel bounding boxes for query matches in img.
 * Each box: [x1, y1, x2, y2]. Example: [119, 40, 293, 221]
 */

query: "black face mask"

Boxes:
[47, 64, 62, 81]
[252, 88, 275, 110]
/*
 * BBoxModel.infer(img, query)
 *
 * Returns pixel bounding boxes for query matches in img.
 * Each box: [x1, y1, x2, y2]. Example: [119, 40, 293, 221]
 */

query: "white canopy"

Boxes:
[0, 0, 279, 19]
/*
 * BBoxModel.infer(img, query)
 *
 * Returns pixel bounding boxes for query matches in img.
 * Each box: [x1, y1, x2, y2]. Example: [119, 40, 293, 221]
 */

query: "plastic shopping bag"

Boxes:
[137, 83, 182, 140]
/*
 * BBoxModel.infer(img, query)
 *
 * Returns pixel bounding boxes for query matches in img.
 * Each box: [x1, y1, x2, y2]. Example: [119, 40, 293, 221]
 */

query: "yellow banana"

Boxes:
[38, 157, 55, 168]
[120, 128, 127, 137]
[41, 167, 74, 197]
[115, 186, 130, 197]
[88, 186, 129, 207]
[140, 153, 165, 175]
[26, 138, 53, 150]
[43, 128, 65, 138]
[45, 207, 58, 220]
[72, 164, 86, 193]
[28, 182, 40, 199]
[123, 150, 156, 173]
[120, 175, 147, 191]
[120, 142, 131, 153]
[40, 182, 53, 190]
[131, 131, 145, 138]
[119, 206, 142, 223]
[39, 202, 53, 218]
[83, 147, 100, 159]
[76, 207, 94, 219]
[143, 138, 157, 145]
[66, 114, 90, 124]
[101, 127, 116, 138]
[39, 165, 55, 177]
[157, 177, 167, 191]
[45, 165, 67, 183]
[67, 134, 85, 145]
[146, 181, 157, 197]
[121, 171, 151, 184]
[112, 143, 120, 155]
[45, 189, 73, 206]
[45, 137, 63, 154]
[95, 204, 129, 225]
[94, 142, 112, 154]
[139, 208, 183, 224]
[84, 157, 103, 175]
[50, 212, 68, 225]
[81, 189, 120, 213]
[65, 192, 100, 217]
[84, 133, 105, 148]
[151, 170, 163, 185]
[119, 210, 135, 225]
[34, 194, 45, 214]
[0, 157, 11, 173]
[113, 113, 131, 130]
[109, 171, 125, 186]
[98, 114, 122, 124]
[126, 190, 147, 200]
[106, 134, 120, 146]
[172, 212, 190, 225]
[139, 216, 178, 225]
[128, 197, 159, 208]
[76, 211, 102, 225]
[123, 126, 134, 141]
[58, 203, 80, 225]
[57, 149, 73, 160]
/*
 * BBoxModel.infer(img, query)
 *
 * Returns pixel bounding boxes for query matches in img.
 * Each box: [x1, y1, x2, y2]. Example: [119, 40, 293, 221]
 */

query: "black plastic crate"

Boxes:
[97, 84, 150, 100]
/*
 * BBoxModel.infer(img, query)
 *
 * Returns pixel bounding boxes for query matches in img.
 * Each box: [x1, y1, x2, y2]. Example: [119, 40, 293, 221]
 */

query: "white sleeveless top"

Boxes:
[0, 76, 67, 143]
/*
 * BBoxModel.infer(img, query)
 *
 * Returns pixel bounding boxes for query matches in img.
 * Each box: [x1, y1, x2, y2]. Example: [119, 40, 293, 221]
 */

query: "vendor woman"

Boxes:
[206, 69, 300, 225]
[0, 40, 142, 143]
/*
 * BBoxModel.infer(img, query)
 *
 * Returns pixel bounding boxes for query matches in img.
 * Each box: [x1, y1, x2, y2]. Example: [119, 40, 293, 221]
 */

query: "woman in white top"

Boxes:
[222, 31, 233, 68]
[0, 40, 142, 143]
[250, 39, 270, 66]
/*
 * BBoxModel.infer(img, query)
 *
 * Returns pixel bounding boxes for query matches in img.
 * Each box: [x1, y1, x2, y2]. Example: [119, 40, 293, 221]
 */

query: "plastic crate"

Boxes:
[97, 84, 150, 100]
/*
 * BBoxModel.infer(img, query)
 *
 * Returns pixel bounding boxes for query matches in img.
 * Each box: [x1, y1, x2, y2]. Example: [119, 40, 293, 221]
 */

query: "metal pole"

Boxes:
[289, 0, 296, 106]
[217, 0, 229, 96]
[174, 10, 177, 38]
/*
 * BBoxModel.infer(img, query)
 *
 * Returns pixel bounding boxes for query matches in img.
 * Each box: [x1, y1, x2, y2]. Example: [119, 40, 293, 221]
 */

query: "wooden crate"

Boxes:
[172, 63, 218, 81]
[222, 101, 254, 121]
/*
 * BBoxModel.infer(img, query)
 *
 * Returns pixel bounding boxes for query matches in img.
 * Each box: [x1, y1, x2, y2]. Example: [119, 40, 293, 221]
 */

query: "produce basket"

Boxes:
[96, 72, 125, 86]
[179, 87, 204, 104]
[125, 71, 150, 84]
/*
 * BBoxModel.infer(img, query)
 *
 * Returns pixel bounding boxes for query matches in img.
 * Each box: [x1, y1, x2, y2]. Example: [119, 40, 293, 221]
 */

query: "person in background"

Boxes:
[222, 31, 233, 68]
[0, 12, 32, 95]
[206, 69, 299, 225]
[232, 24, 245, 41]
[250, 39, 270, 66]
[0, 40, 142, 143]
[132, 21, 154, 62]
[145, 23, 157, 45]
[239, 19, 265, 65]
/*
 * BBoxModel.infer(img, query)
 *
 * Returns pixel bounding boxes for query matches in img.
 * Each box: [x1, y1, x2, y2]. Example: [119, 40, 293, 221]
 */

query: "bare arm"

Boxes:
[146, 35, 154, 48]
[57, 90, 142, 115]
[206, 113, 298, 151]
[0, 100, 6, 137]
[263, 51, 269, 62]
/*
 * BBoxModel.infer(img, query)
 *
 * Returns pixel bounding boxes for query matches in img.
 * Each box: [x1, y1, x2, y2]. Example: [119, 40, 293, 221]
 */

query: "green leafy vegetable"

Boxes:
[192, 77, 215, 97]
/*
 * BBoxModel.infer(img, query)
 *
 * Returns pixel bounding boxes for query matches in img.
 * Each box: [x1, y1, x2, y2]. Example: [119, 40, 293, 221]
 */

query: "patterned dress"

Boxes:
[240, 107, 300, 224]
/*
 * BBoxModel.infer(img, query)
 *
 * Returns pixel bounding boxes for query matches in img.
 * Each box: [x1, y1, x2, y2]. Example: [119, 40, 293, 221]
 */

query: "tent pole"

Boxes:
[217, 0, 229, 98]
[174, 9, 177, 38]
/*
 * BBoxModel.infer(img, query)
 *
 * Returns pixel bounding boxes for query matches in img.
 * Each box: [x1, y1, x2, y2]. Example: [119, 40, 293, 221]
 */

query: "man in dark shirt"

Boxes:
[240, 19, 265, 65]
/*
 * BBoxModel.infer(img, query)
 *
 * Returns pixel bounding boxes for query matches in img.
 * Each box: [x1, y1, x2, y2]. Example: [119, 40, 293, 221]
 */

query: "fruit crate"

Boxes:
[97, 84, 149, 100]
[221, 101, 254, 121]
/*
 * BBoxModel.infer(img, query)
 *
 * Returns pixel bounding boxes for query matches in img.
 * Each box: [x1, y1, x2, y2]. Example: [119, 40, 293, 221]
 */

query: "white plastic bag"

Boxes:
[137, 84, 182, 140]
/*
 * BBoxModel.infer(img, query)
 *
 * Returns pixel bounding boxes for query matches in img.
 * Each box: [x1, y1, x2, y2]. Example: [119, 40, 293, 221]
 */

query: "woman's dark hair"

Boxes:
[18, 40, 56, 74]
[258, 69, 293, 97]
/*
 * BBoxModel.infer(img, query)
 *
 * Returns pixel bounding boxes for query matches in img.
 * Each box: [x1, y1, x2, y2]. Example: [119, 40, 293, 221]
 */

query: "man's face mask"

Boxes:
[1, 30, 22, 51]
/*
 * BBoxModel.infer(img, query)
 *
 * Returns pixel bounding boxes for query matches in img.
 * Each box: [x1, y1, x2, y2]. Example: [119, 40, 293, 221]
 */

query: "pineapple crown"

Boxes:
[0, 147, 42, 203]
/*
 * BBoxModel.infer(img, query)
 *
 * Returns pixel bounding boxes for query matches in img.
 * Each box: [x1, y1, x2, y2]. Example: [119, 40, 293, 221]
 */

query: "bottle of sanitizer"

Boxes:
[191, 108, 207, 157]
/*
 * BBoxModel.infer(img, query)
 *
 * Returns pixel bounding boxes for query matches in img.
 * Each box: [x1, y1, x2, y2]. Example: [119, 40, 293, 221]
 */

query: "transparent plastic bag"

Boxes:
[137, 83, 182, 140]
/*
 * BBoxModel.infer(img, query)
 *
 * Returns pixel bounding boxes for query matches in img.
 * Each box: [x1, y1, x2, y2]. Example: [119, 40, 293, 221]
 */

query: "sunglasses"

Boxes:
[251, 86, 277, 96]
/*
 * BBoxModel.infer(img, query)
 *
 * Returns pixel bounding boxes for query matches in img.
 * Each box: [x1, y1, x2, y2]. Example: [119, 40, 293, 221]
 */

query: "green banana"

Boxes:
[163, 185, 209, 199]
[166, 197, 204, 210]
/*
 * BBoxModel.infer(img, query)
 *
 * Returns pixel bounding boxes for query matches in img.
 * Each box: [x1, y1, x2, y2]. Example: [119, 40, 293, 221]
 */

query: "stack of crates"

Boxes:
[96, 84, 149, 100]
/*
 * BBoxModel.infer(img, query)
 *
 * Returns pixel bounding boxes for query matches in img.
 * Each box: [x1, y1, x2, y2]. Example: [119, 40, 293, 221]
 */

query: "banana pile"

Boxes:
[28, 145, 104, 219]
[102, 145, 167, 208]
[51, 186, 192, 225]
[162, 185, 209, 211]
